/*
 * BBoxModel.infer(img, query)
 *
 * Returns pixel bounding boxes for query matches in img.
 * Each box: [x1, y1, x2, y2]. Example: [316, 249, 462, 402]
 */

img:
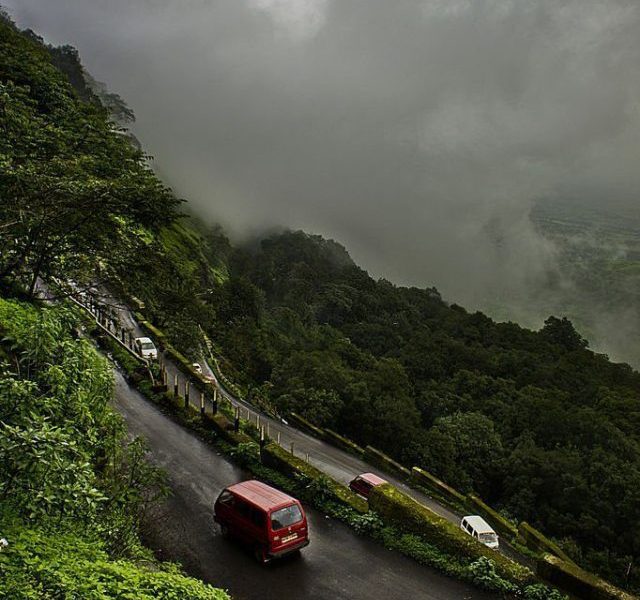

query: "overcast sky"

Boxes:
[6, 0, 640, 306]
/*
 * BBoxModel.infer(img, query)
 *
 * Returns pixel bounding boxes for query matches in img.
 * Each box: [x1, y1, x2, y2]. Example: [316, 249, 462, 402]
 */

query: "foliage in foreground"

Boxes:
[0, 297, 229, 599]
[0, 520, 228, 600]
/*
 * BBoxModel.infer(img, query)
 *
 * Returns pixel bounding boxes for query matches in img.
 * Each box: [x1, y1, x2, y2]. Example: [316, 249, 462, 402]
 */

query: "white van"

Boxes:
[134, 337, 157, 360]
[460, 515, 499, 549]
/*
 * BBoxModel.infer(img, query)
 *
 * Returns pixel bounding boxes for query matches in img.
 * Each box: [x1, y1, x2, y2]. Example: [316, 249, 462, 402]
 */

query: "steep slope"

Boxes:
[0, 13, 229, 598]
[1, 7, 639, 595]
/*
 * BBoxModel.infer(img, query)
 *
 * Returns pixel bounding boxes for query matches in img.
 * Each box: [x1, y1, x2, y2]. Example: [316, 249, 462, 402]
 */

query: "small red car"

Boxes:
[348, 472, 388, 499]
[214, 480, 309, 563]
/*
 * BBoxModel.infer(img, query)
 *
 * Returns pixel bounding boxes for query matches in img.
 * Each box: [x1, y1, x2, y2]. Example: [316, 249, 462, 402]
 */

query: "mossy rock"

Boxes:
[467, 494, 518, 541]
[411, 466, 467, 505]
[323, 429, 365, 457]
[364, 446, 411, 479]
[518, 522, 575, 564]
[135, 316, 167, 343]
[288, 412, 325, 438]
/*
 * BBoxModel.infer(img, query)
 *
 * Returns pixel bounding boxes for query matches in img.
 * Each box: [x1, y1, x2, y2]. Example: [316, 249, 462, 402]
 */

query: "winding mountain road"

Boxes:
[106, 300, 527, 567]
[113, 369, 498, 600]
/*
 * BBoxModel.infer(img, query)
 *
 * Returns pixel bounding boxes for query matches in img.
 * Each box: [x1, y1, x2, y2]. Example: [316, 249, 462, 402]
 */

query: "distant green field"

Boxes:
[479, 199, 640, 367]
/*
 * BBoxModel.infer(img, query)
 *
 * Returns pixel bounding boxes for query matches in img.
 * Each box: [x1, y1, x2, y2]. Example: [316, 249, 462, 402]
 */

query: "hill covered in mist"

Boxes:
[1, 9, 640, 596]
[118, 215, 640, 592]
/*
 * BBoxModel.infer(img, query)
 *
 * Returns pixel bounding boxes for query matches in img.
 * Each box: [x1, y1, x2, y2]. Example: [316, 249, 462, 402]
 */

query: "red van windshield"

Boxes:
[270, 504, 303, 530]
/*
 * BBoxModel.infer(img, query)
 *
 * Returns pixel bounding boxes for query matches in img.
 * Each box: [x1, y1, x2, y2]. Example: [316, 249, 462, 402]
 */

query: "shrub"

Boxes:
[537, 554, 635, 600]
[299, 473, 335, 506]
[522, 583, 568, 600]
[230, 441, 260, 466]
[0, 523, 230, 600]
[350, 512, 384, 536]
[468, 556, 516, 593]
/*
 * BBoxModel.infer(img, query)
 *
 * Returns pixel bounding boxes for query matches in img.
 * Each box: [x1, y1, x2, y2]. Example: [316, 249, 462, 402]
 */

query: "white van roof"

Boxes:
[135, 337, 154, 345]
[462, 515, 495, 534]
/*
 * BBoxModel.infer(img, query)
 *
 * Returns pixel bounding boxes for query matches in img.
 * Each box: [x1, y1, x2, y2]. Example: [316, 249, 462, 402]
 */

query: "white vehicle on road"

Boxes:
[134, 337, 158, 360]
[460, 515, 499, 549]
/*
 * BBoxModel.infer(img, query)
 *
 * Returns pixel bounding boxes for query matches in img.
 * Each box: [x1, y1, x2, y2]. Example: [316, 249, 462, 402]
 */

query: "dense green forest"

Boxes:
[206, 232, 640, 592]
[116, 219, 640, 592]
[1, 7, 639, 596]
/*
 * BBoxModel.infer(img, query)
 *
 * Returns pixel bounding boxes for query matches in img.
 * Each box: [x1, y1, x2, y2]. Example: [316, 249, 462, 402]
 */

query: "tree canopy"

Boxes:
[203, 230, 640, 592]
[0, 16, 180, 295]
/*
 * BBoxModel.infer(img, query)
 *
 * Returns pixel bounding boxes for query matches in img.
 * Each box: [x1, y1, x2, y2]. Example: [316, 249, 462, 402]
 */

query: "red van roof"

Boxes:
[359, 473, 387, 486]
[227, 480, 297, 511]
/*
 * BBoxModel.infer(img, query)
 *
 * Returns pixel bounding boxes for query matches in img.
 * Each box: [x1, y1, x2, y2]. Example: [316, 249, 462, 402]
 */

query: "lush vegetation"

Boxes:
[0, 298, 229, 599]
[115, 217, 640, 593]
[198, 231, 639, 592]
[2, 6, 638, 595]
[1, 524, 227, 599]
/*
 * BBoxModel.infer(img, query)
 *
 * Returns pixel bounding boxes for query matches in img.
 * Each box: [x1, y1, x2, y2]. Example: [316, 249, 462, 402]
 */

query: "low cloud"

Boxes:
[6, 0, 640, 308]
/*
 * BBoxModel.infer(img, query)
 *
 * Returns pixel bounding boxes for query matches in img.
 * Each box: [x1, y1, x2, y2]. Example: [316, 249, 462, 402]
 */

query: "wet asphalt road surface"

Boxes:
[113, 370, 498, 600]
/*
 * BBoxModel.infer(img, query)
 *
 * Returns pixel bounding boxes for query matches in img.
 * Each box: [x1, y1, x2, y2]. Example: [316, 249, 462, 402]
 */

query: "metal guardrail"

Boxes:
[79, 297, 305, 460]
[69, 295, 155, 384]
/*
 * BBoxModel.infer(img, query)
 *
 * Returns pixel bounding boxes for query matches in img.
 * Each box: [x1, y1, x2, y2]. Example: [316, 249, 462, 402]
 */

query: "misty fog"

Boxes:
[6, 0, 640, 358]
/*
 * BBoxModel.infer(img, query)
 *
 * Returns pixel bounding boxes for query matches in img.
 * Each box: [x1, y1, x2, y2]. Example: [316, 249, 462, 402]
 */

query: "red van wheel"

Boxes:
[253, 545, 268, 564]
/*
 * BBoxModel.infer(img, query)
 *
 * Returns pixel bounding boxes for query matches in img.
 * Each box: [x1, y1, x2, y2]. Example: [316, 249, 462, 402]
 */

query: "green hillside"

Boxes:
[0, 298, 229, 599]
[210, 231, 640, 592]
[1, 7, 639, 596]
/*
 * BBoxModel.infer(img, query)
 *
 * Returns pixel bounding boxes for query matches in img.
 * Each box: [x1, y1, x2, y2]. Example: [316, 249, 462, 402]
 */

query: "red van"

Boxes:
[214, 480, 309, 563]
[348, 472, 387, 499]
